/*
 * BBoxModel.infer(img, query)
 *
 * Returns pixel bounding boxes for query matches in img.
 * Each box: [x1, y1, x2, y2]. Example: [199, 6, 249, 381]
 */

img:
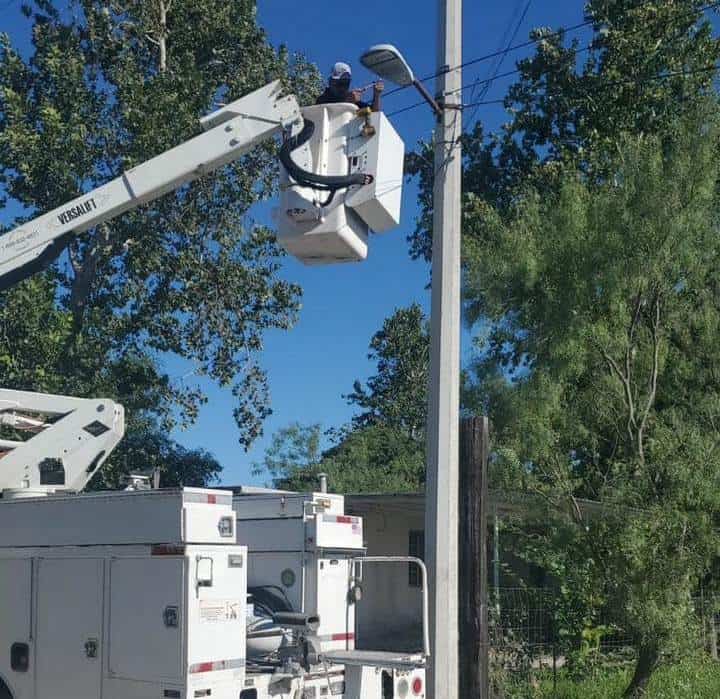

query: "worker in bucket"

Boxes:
[316, 61, 384, 111]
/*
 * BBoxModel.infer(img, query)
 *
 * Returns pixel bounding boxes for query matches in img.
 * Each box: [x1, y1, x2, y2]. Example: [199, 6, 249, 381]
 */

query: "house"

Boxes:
[345, 490, 601, 651]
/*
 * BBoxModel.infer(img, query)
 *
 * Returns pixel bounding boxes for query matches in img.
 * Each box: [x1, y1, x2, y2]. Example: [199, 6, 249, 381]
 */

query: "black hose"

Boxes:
[279, 118, 373, 194]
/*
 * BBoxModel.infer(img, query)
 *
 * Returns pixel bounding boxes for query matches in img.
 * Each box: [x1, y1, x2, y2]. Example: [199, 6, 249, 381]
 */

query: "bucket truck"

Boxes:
[0, 80, 424, 699]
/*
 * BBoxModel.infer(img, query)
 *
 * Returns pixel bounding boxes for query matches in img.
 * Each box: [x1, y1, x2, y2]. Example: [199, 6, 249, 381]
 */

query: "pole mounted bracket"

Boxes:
[436, 96, 463, 111]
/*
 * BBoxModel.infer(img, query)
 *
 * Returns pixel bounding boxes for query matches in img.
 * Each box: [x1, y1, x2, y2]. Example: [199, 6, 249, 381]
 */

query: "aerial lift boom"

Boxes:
[0, 80, 403, 497]
[0, 81, 301, 291]
[0, 389, 124, 498]
[0, 81, 302, 497]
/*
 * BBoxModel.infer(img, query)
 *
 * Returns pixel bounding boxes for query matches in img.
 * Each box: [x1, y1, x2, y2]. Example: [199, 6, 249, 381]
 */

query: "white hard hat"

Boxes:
[330, 61, 352, 80]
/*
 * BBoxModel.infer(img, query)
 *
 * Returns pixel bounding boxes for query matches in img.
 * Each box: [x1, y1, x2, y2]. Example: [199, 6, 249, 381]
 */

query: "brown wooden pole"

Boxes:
[459, 416, 490, 698]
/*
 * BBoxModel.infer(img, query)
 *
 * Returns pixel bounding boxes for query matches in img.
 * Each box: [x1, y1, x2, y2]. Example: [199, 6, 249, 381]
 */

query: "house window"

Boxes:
[408, 529, 425, 587]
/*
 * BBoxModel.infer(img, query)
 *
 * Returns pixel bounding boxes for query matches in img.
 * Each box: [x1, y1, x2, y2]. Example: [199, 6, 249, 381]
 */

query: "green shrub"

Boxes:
[498, 657, 720, 698]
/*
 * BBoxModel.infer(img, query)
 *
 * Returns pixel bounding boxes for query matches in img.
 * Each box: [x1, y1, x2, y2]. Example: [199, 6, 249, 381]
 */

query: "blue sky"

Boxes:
[0, 1, 632, 484]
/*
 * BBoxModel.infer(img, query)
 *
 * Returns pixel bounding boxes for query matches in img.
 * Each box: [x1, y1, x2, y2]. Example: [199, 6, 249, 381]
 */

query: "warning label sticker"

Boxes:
[199, 599, 241, 623]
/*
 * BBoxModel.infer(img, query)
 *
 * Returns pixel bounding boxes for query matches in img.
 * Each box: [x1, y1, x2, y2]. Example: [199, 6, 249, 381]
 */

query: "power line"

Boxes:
[384, 0, 720, 102]
[388, 60, 720, 120]
[388, 98, 503, 118]
[383, 11, 593, 99]
[387, 8, 720, 122]
[465, 0, 532, 130]
[436, 0, 718, 108]
[465, 0, 528, 105]
[460, 62, 720, 110]
[403, 59, 720, 182]
[447, 46, 592, 100]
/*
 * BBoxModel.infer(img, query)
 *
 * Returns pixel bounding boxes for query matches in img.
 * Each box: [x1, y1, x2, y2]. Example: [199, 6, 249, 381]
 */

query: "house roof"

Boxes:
[345, 490, 606, 520]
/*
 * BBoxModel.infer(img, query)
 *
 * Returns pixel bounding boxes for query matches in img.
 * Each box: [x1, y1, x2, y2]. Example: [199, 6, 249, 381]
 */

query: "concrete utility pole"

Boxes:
[424, 0, 462, 697]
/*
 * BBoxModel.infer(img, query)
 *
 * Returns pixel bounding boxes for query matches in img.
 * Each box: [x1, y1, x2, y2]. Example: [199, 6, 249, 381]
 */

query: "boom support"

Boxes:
[0, 389, 124, 496]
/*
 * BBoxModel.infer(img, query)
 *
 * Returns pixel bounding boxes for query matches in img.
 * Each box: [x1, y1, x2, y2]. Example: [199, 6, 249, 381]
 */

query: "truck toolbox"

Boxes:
[0, 489, 247, 699]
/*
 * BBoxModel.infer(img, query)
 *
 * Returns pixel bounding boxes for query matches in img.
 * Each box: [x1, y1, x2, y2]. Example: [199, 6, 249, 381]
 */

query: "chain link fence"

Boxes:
[488, 587, 720, 697]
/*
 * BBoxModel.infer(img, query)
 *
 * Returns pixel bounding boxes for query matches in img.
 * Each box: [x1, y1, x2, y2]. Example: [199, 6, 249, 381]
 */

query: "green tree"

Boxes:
[251, 421, 323, 489]
[90, 424, 222, 489]
[407, 0, 720, 260]
[254, 421, 425, 494]
[463, 109, 720, 696]
[346, 303, 429, 441]
[255, 305, 429, 494]
[319, 423, 425, 493]
[0, 1, 321, 483]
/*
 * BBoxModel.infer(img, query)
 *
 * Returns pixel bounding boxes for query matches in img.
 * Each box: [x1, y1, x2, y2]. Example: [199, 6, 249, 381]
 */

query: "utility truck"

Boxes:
[0, 79, 426, 699]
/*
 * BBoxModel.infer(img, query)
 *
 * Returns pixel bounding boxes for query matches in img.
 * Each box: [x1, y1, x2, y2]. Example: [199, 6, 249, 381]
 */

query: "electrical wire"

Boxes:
[383, 0, 720, 104]
[382, 12, 594, 100]
[386, 7, 720, 122]
[451, 0, 720, 107]
[460, 62, 720, 111]
[388, 98, 503, 118]
[465, 0, 527, 106]
[400, 60, 720, 181]
[391, 62, 720, 119]
[465, 0, 532, 130]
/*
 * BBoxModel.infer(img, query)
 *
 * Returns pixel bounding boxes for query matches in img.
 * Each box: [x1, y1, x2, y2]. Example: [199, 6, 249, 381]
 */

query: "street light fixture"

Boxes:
[360, 44, 442, 117]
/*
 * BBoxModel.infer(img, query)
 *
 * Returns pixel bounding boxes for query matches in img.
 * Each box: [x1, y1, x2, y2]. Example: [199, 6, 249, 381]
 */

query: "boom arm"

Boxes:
[0, 80, 302, 291]
[0, 80, 399, 496]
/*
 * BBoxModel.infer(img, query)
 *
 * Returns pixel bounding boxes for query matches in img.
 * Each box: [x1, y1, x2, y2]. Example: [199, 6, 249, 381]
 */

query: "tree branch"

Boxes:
[637, 291, 662, 465]
[600, 346, 637, 445]
[68, 241, 83, 276]
[69, 224, 114, 321]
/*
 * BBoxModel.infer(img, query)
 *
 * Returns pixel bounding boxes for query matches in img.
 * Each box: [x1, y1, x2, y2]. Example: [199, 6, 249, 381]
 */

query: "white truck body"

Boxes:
[235, 492, 363, 654]
[0, 489, 247, 699]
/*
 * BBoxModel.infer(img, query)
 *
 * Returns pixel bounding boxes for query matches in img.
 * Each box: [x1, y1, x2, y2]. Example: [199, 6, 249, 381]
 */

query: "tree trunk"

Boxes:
[710, 613, 718, 661]
[623, 644, 659, 697]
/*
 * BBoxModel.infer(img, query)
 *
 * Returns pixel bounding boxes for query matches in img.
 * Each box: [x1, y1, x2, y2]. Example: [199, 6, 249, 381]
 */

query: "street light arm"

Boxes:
[414, 79, 443, 118]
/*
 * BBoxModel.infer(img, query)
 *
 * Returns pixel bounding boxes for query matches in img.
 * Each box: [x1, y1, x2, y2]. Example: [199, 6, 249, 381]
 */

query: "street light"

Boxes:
[360, 44, 442, 117]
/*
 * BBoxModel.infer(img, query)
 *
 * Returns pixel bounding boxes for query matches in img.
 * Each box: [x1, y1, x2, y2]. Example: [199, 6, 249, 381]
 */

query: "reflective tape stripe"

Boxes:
[189, 658, 245, 674]
[183, 491, 232, 506]
[152, 544, 185, 556]
[318, 632, 355, 642]
[322, 515, 360, 525]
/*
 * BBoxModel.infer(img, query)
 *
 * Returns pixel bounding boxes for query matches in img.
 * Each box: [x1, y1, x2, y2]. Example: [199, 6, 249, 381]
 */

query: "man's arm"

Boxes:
[371, 80, 384, 112]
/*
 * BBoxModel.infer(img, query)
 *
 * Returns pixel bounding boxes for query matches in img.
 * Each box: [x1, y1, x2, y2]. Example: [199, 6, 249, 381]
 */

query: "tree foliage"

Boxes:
[253, 421, 425, 494]
[90, 424, 222, 489]
[465, 108, 720, 695]
[0, 0, 321, 482]
[407, 0, 720, 261]
[319, 423, 425, 493]
[346, 302, 429, 440]
[254, 305, 429, 494]
[251, 421, 323, 489]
